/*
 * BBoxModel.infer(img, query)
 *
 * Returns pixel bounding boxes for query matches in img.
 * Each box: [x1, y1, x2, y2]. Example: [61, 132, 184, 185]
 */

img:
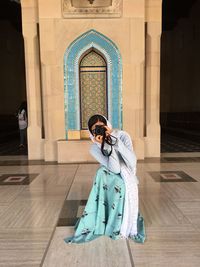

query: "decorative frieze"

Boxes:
[62, 0, 122, 18]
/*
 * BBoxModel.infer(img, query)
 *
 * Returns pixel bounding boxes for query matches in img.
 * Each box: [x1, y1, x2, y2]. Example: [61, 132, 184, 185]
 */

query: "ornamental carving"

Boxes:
[62, 0, 122, 18]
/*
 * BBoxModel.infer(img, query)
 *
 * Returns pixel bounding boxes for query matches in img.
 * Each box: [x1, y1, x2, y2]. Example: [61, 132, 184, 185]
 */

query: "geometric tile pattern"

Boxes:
[80, 72, 107, 129]
[149, 171, 198, 183]
[80, 50, 107, 129]
[4, 176, 27, 183]
[0, 173, 38, 185]
[81, 50, 106, 67]
[64, 29, 122, 137]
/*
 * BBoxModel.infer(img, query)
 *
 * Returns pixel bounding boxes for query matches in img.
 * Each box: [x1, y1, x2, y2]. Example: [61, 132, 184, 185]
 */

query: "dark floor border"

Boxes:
[0, 157, 200, 166]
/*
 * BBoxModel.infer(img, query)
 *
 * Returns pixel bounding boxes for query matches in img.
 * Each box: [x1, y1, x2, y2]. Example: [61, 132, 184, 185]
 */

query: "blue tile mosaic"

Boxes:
[64, 29, 122, 138]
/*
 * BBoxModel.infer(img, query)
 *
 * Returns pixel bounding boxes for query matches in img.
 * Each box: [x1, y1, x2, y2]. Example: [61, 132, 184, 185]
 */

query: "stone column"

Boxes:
[126, 17, 145, 159]
[38, 18, 64, 162]
[21, 0, 44, 159]
[145, 22, 161, 157]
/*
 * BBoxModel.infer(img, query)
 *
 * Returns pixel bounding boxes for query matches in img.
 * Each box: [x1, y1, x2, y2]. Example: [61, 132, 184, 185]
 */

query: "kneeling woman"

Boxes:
[64, 114, 145, 244]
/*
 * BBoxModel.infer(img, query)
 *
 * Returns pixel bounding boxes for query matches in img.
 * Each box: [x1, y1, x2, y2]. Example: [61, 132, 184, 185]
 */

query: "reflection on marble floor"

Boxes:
[0, 155, 200, 266]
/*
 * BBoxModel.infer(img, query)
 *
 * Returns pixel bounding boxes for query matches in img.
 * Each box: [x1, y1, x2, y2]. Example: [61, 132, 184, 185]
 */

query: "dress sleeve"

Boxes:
[90, 143, 121, 174]
[116, 131, 137, 173]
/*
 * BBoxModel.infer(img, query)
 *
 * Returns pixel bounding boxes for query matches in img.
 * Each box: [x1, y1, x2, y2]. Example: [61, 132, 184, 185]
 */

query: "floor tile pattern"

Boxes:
[0, 173, 38, 185]
[149, 171, 197, 183]
[0, 156, 199, 266]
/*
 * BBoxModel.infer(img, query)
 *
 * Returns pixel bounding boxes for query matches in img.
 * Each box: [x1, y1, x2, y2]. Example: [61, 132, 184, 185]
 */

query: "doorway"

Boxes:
[160, 0, 200, 153]
[0, 0, 27, 155]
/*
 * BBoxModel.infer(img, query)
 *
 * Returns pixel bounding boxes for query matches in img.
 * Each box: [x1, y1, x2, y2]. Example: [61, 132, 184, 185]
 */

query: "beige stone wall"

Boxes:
[21, 0, 162, 161]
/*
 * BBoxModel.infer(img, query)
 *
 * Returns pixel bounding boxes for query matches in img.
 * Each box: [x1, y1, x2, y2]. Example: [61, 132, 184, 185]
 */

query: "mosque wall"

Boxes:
[21, 0, 162, 161]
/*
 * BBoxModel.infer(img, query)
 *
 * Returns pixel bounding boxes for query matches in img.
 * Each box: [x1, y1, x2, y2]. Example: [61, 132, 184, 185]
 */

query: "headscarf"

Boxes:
[88, 114, 112, 143]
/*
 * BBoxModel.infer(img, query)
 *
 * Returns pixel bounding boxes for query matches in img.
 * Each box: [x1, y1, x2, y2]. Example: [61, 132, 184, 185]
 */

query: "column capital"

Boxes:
[21, 0, 38, 24]
[22, 24, 38, 39]
[145, 0, 162, 23]
[146, 21, 162, 37]
[21, 0, 37, 7]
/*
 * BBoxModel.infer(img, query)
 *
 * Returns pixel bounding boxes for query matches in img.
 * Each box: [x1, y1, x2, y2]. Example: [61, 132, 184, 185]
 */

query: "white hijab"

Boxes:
[88, 115, 112, 143]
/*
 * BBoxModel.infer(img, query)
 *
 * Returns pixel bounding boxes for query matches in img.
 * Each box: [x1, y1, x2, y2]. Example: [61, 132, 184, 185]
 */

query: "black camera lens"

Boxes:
[93, 125, 106, 136]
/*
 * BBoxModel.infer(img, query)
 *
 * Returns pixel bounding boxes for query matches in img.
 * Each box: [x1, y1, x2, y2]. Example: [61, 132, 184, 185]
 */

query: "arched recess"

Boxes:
[64, 29, 122, 139]
[79, 48, 108, 132]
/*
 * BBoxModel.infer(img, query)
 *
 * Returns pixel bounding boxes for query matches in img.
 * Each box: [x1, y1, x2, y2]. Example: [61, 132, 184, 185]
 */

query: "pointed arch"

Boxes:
[79, 48, 108, 130]
[64, 29, 122, 138]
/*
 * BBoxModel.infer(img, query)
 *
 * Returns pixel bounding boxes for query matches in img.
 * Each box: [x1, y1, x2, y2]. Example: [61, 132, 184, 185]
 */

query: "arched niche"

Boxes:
[64, 29, 122, 139]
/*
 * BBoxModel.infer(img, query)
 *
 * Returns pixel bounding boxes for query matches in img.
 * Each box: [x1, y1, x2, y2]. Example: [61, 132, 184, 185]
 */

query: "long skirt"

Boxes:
[64, 166, 145, 244]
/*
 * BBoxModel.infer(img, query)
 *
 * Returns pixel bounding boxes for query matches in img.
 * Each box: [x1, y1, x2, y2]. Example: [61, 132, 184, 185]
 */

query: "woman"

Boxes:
[64, 114, 145, 244]
[17, 101, 27, 148]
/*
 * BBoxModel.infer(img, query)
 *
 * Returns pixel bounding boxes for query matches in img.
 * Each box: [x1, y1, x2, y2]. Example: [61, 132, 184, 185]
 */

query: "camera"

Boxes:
[92, 125, 106, 136]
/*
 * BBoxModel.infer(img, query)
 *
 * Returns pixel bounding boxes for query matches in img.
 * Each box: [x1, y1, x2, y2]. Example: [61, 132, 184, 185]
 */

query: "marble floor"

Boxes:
[0, 154, 200, 267]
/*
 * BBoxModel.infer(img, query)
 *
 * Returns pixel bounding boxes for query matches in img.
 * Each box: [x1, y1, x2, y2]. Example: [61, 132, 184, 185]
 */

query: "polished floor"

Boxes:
[0, 154, 200, 267]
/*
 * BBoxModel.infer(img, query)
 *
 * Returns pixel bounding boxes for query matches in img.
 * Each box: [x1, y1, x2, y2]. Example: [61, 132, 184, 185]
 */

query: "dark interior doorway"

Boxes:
[0, 0, 27, 155]
[160, 0, 200, 152]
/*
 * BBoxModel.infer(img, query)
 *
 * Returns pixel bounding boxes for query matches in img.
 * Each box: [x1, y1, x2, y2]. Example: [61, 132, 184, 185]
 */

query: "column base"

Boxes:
[132, 138, 145, 159]
[27, 127, 44, 160]
[57, 140, 95, 163]
[44, 140, 58, 161]
[144, 136, 160, 157]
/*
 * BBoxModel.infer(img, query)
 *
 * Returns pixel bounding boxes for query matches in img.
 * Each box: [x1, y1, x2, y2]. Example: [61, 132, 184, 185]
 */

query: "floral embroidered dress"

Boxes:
[64, 130, 146, 244]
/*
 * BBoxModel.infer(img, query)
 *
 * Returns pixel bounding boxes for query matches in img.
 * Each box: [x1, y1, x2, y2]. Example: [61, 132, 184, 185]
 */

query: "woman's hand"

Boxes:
[94, 126, 112, 143]
[104, 126, 112, 137]
[95, 135, 103, 144]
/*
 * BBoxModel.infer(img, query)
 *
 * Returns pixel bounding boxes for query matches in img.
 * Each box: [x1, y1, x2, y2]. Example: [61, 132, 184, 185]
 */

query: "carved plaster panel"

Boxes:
[71, 0, 112, 8]
[62, 0, 122, 18]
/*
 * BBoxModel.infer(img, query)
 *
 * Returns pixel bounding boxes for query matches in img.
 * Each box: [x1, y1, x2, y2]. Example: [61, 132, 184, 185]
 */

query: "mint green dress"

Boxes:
[64, 166, 145, 244]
